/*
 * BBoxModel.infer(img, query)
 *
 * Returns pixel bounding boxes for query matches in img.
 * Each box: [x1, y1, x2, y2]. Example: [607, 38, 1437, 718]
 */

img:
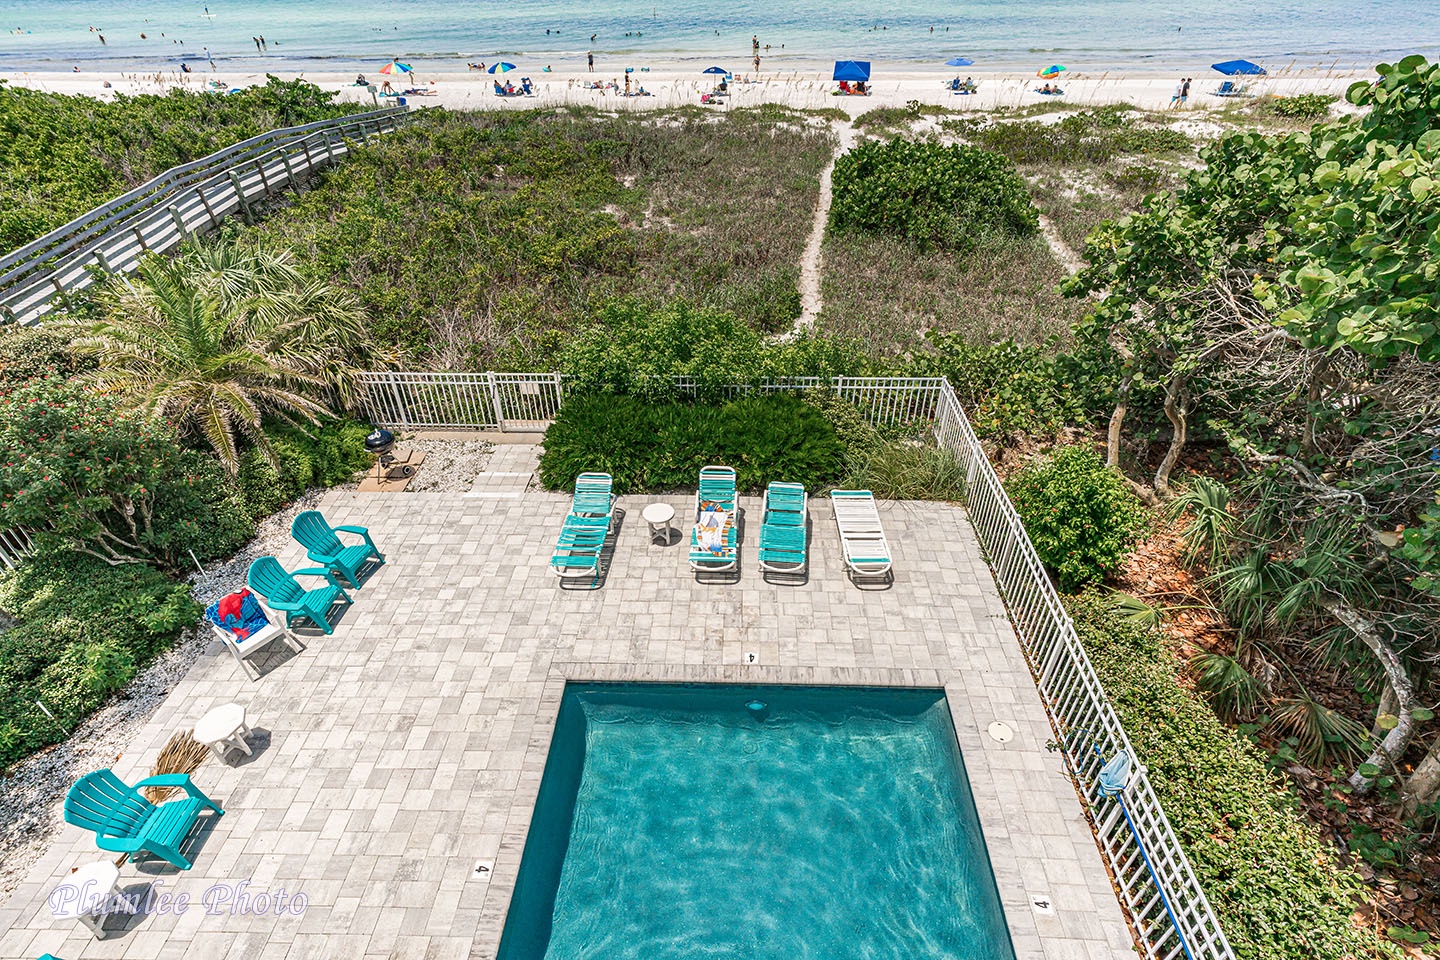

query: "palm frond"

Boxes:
[1191, 650, 1268, 721]
[1270, 691, 1371, 764]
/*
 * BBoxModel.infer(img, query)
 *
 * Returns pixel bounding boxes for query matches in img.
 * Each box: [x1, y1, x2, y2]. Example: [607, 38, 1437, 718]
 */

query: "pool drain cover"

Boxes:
[987, 721, 1014, 743]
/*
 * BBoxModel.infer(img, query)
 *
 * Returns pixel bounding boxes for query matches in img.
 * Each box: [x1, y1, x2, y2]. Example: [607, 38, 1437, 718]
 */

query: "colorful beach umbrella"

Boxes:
[488, 62, 517, 74]
[1211, 59, 1266, 76]
[378, 60, 412, 75]
[945, 57, 974, 67]
[1037, 64, 1066, 78]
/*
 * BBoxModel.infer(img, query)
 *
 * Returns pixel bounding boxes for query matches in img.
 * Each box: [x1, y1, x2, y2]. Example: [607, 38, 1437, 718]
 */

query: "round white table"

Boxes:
[51, 860, 129, 938]
[192, 702, 253, 762]
[642, 502, 677, 545]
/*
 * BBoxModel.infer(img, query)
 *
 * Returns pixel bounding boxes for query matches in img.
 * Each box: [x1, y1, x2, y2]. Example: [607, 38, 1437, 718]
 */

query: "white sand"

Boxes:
[2, 63, 1365, 114]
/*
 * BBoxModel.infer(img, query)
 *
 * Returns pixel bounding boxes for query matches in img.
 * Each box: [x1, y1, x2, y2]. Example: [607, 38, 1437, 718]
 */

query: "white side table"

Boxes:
[51, 860, 132, 938]
[642, 502, 677, 545]
[192, 702, 253, 761]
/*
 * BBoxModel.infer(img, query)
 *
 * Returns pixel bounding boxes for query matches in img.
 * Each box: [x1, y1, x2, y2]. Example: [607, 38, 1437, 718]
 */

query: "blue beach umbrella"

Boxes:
[833, 60, 871, 82]
[945, 57, 974, 67]
[702, 65, 729, 76]
[488, 61, 517, 74]
[1211, 59, 1266, 76]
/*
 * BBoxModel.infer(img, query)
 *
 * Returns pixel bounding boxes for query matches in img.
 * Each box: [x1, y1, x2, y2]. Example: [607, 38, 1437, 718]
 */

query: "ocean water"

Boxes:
[1, 0, 1436, 73]
[496, 683, 1014, 960]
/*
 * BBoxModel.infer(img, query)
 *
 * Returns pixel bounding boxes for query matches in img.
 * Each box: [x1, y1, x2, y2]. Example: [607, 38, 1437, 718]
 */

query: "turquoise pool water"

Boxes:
[497, 684, 1015, 960]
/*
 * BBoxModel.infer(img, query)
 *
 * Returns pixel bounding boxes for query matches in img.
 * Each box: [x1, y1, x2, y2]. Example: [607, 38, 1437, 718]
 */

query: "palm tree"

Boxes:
[74, 239, 370, 471]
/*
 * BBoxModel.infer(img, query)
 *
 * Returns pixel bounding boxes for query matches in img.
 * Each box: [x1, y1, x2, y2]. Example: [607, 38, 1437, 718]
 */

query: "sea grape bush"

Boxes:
[829, 139, 1039, 251]
[1004, 445, 1146, 591]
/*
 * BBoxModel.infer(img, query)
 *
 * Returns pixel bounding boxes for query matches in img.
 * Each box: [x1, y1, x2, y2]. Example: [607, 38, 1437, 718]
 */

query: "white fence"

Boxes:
[0, 107, 412, 325]
[355, 372, 945, 431]
[354, 370, 1234, 960]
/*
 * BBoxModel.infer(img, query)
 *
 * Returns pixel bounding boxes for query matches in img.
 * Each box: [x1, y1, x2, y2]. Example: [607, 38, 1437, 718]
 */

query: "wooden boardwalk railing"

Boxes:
[0, 106, 412, 325]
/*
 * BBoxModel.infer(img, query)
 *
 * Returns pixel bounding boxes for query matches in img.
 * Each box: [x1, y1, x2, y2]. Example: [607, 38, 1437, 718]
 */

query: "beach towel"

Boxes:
[696, 503, 731, 554]
[206, 589, 271, 640]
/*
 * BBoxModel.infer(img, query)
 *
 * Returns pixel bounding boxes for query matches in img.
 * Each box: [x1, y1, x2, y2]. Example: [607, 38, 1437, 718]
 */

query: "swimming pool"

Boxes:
[497, 683, 1016, 960]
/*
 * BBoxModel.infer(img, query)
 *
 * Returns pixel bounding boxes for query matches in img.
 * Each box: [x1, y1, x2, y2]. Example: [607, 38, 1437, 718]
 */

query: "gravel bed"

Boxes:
[397, 436, 494, 492]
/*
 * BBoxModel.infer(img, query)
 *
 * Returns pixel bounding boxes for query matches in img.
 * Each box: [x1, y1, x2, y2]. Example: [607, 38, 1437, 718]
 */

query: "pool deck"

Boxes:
[2, 488, 1134, 960]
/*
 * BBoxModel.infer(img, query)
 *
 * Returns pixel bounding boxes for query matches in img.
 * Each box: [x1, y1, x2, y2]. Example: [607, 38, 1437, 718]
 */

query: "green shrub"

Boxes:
[1266, 93, 1337, 120]
[900, 332, 1085, 438]
[538, 394, 845, 494]
[235, 419, 371, 520]
[1005, 445, 1146, 590]
[829, 139, 1039, 252]
[1068, 595, 1389, 960]
[0, 377, 253, 570]
[0, 326, 92, 385]
[0, 548, 200, 768]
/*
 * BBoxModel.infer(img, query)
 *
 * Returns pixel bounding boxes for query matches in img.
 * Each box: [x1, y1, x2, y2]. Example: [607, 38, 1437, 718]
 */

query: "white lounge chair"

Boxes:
[831, 489, 892, 582]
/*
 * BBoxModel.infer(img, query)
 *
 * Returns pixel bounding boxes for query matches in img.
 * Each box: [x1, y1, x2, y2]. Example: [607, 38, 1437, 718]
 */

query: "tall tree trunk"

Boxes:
[1326, 598, 1417, 794]
[1154, 376, 1189, 495]
[1302, 353, 1332, 457]
[1107, 372, 1134, 469]
[1403, 735, 1440, 816]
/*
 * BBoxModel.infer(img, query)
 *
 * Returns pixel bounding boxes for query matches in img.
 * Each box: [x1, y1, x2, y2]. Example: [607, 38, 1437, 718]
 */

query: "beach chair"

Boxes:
[571, 472, 615, 520]
[758, 482, 808, 577]
[1212, 81, 1237, 96]
[64, 769, 224, 870]
[291, 510, 385, 589]
[831, 489, 893, 583]
[246, 556, 353, 634]
[551, 515, 610, 582]
[690, 465, 738, 573]
[205, 589, 304, 679]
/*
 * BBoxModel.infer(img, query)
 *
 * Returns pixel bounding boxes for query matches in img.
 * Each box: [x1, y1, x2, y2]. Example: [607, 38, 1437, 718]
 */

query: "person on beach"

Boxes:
[753, 54, 760, 72]
[1181, 77, 1191, 103]
[1170, 81, 1182, 106]
[624, 73, 631, 95]
[588, 51, 594, 71]
[752, 35, 759, 54]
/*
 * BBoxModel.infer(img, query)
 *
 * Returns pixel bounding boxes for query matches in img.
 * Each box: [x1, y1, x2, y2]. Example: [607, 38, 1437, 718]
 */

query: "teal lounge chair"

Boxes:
[571, 473, 615, 520]
[690, 465, 738, 573]
[64, 769, 223, 870]
[551, 514, 610, 581]
[291, 510, 385, 589]
[247, 556, 353, 634]
[758, 482, 808, 576]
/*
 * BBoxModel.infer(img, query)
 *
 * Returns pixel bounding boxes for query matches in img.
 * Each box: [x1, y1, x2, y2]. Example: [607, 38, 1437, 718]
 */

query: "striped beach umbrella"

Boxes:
[1037, 64, 1066, 78]
[378, 60, 413, 75]
[488, 62, 517, 74]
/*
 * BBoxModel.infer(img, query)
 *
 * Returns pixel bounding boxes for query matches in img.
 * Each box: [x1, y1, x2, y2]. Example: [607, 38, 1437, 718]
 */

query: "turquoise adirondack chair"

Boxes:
[63, 769, 223, 870]
[247, 556, 353, 634]
[291, 510, 385, 589]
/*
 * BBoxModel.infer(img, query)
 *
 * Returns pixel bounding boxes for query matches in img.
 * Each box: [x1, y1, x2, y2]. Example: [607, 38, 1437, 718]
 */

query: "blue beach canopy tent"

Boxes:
[1211, 58, 1266, 76]
[833, 60, 871, 82]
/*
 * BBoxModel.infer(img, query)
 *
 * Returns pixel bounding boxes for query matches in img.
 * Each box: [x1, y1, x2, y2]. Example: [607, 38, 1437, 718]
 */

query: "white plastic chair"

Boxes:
[209, 610, 304, 680]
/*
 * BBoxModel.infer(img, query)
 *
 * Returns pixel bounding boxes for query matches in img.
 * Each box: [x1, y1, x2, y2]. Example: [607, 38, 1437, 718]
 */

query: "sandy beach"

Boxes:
[1, 62, 1365, 114]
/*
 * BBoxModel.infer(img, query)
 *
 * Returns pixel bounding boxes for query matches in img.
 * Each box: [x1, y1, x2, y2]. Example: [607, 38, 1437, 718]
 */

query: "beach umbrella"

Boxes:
[833, 60, 871, 82]
[488, 62, 517, 74]
[1037, 64, 1066, 78]
[945, 57, 974, 67]
[1211, 59, 1266, 76]
[702, 66, 729, 76]
[378, 60, 412, 76]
